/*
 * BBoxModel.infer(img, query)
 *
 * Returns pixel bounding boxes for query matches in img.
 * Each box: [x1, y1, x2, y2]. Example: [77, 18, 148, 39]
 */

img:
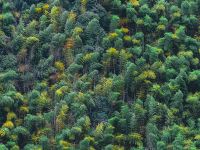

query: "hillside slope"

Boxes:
[0, 0, 200, 149]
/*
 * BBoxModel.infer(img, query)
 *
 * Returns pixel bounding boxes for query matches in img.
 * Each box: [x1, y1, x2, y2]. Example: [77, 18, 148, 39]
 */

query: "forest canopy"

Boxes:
[0, 0, 200, 149]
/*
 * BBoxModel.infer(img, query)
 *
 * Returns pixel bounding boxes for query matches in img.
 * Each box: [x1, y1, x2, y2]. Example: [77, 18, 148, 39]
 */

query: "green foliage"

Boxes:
[110, 15, 120, 31]
[0, 0, 199, 149]
[0, 71, 18, 82]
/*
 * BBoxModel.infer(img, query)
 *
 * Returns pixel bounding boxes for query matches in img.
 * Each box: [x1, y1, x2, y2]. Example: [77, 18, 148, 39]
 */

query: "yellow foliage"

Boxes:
[20, 106, 29, 113]
[56, 104, 69, 130]
[43, 4, 49, 10]
[65, 38, 74, 50]
[60, 104, 69, 117]
[55, 61, 65, 72]
[69, 11, 77, 21]
[157, 24, 166, 31]
[146, 70, 156, 79]
[50, 6, 60, 24]
[14, 12, 20, 18]
[184, 139, 194, 150]
[7, 112, 17, 121]
[108, 32, 118, 39]
[151, 84, 161, 92]
[64, 39, 74, 66]
[81, 0, 88, 6]
[132, 39, 141, 44]
[28, 20, 38, 28]
[136, 19, 144, 25]
[56, 86, 69, 97]
[83, 53, 93, 62]
[107, 47, 119, 57]
[41, 81, 48, 88]
[0, 30, 5, 36]
[115, 134, 126, 142]
[119, 49, 132, 60]
[129, 133, 143, 141]
[85, 116, 91, 130]
[192, 58, 199, 66]
[10, 135, 18, 141]
[56, 118, 65, 131]
[84, 136, 95, 143]
[172, 34, 178, 40]
[178, 126, 189, 134]
[151, 115, 162, 122]
[178, 51, 193, 58]
[139, 70, 156, 80]
[124, 35, 132, 41]
[32, 133, 40, 143]
[129, 133, 143, 146]
[113, 145, 124, 150]
[81, 0, 88, 13]
[95, 122, 104, 137]
[15, 119, 23, 126]
[56, 89, 63, 97]
[51, 6, 60, 16]
[15, 92, 23, 101]
[173, 12, 181, 18]
[0, 15, 3, 21]
[74, 27, 83, 34]
[120, 18, 128, 25]
[194, 135, 200, 140]
[4, 107, 10, 112]
[155, 4, 165, 11]
[95, 78, 113, 95]
[58, 73, 65, 80]
[169, 83, 179, 91]
[89, 147, 95, 150]
[76, 92, 85, 102]
[11, 145, 20, 150]
[26, 36, 39, 45]
[136, 86, 146, 99]
[129, 0, 139, 7]
[121, 27, 129, 33]
[0, 129, 6, 137]
[44, 10, 49, 16]
[37, 128, 52, 136]
[165, 51, 171, 57]
[39, 92, 50, 107]
[59, 140, 72, 148]
[3, 121, 14, 129]
[35, 7, 42, 13]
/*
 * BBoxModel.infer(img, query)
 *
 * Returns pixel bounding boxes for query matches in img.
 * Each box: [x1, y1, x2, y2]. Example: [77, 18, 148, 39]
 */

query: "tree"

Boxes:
[110, 15, 120, 31]
[188, 70, 200, 92]
[23, 144, 42, 150]
[0, 70, 18, 83]
[0, 144, 8, 150]
[170, 90, 184, 117]
[2, 13, 15, 26]
[157, 141, 166, 150]
[144, 45, 162, 64]
[146, 95, 157, 118]
[181, 1, 191, 16]
[24, 114, 45, 133]
[39, 136, 50, 150]
[172, 133, 184, 150]
[146, 122, 159, 150]
[13, 126, 30, 148]
[0, 0, 199, 149]
[85, 18, 105, 45]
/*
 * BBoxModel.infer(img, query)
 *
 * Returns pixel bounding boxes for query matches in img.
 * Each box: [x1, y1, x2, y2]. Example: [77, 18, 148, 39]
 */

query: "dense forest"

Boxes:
[0, 0, 199, 149]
